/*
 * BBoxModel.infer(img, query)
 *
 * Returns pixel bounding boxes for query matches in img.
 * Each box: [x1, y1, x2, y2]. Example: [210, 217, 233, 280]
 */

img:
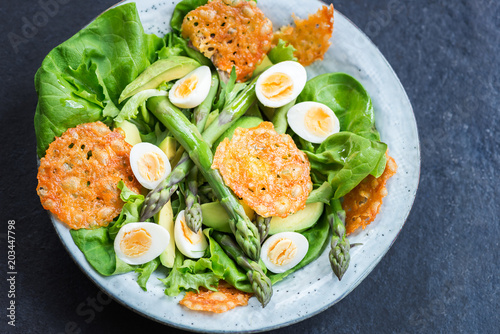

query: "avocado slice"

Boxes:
[201, 201, 255, 233]
[119, 56, 200, 102]
[158, 136, 177, 162]
[115, 120, 141, 146]
[212, 116, 263, 149]
[268, 202, 324, 235]
[154, 200, 175, 268]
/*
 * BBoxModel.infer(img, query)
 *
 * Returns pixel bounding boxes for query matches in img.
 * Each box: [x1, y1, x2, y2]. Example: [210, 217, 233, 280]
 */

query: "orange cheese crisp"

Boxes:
[180, 281, 252, 313]
[181, 0, 273, 82]
[212, 122, 312, 218]
[36, 122, 141, 230]
[272, 4, 334, 66]
[343, 154, 398, 235]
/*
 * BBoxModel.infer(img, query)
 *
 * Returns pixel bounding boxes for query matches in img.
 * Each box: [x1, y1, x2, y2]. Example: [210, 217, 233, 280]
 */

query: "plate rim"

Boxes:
[45, 1, 421, 332]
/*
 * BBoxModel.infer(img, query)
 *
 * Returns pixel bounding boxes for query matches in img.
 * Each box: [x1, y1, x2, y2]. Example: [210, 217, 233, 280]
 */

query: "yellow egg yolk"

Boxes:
[120, 228, 152, 258]
[304, 106, 333, 137]
[267, 238, 297, 266]
[261, 72, 294, 101]
[181, 218, 203, 244]
[175, 75, 199, 99]
[137, 152, 165, 182]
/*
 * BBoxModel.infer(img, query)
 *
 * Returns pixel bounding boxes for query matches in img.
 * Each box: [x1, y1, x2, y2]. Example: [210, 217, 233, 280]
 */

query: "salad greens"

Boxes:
[306, 132, 387, 199]
[36, 1, 392, 307]
[34, 3, 164, 157]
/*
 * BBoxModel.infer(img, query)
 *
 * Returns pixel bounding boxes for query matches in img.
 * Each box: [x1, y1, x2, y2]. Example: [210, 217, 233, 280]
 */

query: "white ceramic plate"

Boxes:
[50, 0, 420, 332]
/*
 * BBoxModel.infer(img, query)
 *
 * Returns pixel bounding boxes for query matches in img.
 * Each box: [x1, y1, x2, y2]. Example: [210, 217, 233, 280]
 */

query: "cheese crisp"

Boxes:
[36, 122, 141, 229]
[212, 122, 312, 218]
[180, 281, 252, 313]
[181, 0, 273, 82]
[343, 154, 398, 234]
[272, 4, 334, 66]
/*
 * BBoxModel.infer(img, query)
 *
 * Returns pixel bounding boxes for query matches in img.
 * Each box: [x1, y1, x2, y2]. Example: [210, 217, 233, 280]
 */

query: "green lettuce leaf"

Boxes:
[268, 39, 298, 63]
[35, 3, 164, 157]
[170, 0, 208, 33]
[108, 181, 145, 240]
[297, 72, 381, 142]
[136, 258, 161, 291]
[160, 250, 220, 296]
[305, 132, 387, 199]
[160, 230, 253, 296]
[269, 210, 331, 284]
[70, 227, 135, 276]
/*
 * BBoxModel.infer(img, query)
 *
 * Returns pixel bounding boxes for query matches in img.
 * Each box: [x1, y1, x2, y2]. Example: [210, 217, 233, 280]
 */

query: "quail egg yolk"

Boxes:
[175, 75, 199, 99]
[119, 228, 152, 258]
[260, 72, 294, 101]
[304, 106, 334, 137]
[267, 238, 297, 266]
[181, 217, 203, 244]
[137, 152, 166, 182]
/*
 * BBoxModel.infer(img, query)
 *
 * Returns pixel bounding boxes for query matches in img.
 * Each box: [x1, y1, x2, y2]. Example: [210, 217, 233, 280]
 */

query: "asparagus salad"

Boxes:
[35, 0, 396, 313]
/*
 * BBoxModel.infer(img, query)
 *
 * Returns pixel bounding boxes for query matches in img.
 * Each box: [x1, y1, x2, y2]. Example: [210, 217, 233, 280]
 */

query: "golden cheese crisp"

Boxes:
[181, 0, 273, 82]
[343, 154, 398, 235]
[212, 122, 312, 218]
[36, 122, 141, 230]
[180, 281, 252, 313]
[272, 4, 334, 66]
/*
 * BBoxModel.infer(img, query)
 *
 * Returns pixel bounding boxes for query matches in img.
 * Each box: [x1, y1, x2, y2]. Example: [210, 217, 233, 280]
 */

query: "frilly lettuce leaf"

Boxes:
[268, 39, 298, 63]
[160, 230, 253, 296]
[108, 181, 145, 240]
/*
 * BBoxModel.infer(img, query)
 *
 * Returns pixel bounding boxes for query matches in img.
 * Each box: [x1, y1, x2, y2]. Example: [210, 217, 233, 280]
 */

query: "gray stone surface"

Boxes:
[0, 0, 498, 333]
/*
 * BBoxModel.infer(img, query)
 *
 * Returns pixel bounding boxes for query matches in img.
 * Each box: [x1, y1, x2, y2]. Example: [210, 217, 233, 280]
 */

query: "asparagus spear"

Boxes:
[140, 153, 191, 221]
[147, 95, 261, 261]
[140, 78, 258, 221]
[254, 215, 271, 244]
[327, 199, 350, 280]
[183, 73, 219, 231]
[184, 166, 202, 233]
[212, 231, 272, 307]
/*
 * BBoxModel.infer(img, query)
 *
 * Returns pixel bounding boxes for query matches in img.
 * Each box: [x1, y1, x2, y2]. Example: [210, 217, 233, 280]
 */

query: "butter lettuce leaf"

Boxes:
[70, 227, 135, 276]
[305, 132, 387, 199]
[35, 3, 164, 157]
[298, 72, 382, 142]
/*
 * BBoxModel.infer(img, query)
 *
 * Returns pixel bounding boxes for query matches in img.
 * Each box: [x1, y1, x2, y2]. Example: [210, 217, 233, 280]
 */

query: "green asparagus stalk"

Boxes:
[254, 215, 271, 243]
[140, 153, 191, 221]
[185, 166, 202, 233]
[140, 77, 258, 221]
[184, 72, 219, 231]
[147, 95, 261, 261]
[327, 199, 350, 280]
[212, 231, 272, 307]
[193, 72, 219, 133]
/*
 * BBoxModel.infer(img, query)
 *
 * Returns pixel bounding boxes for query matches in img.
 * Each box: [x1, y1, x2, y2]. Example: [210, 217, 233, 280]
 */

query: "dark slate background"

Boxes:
[1, 0, 499, 333]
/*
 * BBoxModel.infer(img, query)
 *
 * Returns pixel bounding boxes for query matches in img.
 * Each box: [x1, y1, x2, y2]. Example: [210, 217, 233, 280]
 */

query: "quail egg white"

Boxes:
[174, 210, 208, 259]
[169, 65, 212, 109]
[256, 61, 307, 108]
[114, 222, 170, 265]
[287, 101, 340, 144]
[260, 232, 309, 273]
[130, 142, 171, 190]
